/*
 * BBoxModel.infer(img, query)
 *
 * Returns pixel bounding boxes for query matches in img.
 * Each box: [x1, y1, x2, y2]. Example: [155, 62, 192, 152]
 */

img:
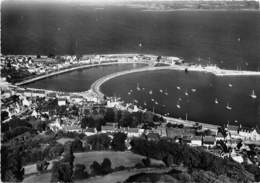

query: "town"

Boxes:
[1, 54, 260, 182]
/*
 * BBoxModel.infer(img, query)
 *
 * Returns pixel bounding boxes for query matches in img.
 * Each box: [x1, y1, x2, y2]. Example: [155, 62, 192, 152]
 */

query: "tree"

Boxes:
[142, 157, 151, 167]
[2, 149, 25, 182]
[218, 126, 227, 138]
[51, 143, 74, 182]
[51, 161, 72, 182]
[73, 164, 88, 180]
[104, 108, 115, 122]
[111, 132, 127, 151]
[101, 158, 112, 174]
[36, 160, 50, 173]
[1, 111, 9, 121]
[90, 161, 102, 175]
[86, 134, 111, 150]
[71, 139, 83, 152]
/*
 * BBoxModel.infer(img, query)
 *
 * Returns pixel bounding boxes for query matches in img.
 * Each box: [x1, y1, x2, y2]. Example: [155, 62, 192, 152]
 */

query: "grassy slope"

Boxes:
[23, 151, 165, 183]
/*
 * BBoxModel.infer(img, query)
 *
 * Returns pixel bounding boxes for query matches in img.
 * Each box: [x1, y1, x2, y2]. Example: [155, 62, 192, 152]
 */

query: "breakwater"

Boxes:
[15, 61, 149, 86]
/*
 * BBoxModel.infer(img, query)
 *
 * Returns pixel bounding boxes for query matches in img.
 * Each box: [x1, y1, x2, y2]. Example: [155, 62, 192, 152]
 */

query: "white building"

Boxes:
[58, 99, 67, 106]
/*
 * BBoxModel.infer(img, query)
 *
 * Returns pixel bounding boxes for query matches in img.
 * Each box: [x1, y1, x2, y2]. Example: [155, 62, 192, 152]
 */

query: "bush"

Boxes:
[73, 164, 88, 180]
[142, 158, 151, 167]
[135, 163, 145, 169]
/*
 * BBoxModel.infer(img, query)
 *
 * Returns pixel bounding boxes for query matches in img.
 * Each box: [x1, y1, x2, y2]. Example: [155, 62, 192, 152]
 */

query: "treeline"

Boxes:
[81, 108, 165, 130]
[130, 138, 256, 182]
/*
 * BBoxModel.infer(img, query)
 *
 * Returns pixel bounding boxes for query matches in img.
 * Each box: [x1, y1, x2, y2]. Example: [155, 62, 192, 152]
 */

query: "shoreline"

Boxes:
[15, 53, 260, 86]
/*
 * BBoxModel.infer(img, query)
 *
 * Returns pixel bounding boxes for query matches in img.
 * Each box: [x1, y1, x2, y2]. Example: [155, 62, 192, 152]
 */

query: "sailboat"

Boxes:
[136, 83, 141, 91]
[226, 103, 232, 110]
[164, 89, 168, 96]
[185, 90, 189, 96]
[250, 90, 257, 99]
[214, 98, 219, 104]
[149, 90, 153, 95]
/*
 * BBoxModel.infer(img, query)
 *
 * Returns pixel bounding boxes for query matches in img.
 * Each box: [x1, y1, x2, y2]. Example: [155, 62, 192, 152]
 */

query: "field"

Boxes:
[23, 150, 165, 183]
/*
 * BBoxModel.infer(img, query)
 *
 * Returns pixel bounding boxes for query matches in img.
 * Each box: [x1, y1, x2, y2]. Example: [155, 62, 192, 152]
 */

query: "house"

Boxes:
[62, 125, 82, 132]
[166, 127, 195, 139]
[226, 124, 239, 138]
[166, 128, 184, 139]
[127, 104, 139, 113]
[58, 93, 71, 100]
[183, 136, 192, 144]
[190, 136, 202, 146]
[47, 92, 57, 99]
[126, 128, 144, 137]
[250, 127, 260, 141]
[152, 127, 167, 137]
[58, 98, 67, 106]
[216, 132, 225, 141]
[203, 136, 216, 148]
[146, 132, 160, 141]
[101, 125, 117, 133]
[24, 89, 32, 97]
[22, 97, 31, 107]
[71, 95, 84, 103]
[85, 128, 97, 136]
[49, 119, 62, 132]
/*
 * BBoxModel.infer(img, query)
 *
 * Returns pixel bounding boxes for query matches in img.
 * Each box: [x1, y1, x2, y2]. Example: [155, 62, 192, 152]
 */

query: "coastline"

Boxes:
[16, 53, 260, 86]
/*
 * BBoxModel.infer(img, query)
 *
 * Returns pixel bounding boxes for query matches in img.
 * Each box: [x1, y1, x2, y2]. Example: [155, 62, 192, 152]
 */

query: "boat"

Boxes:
[159, 89, 163, 93]
[151, 98, 155, 102]
[234, 120, 238, 123]
[162, 104, 166, 107]
[191, 89, 196, 92]
[178, 98, 182, 101]
[149, 90, 153, 95]
[214, 98, 219, 104]
[142, 88, 145, 90]
[176, 104, 181, 109]
[237, 37, 240, 42]
[155, 101, 159, 105]
[226, 103, 232, 110]
[164, 89, 168, 96]
[228, 83, 232, 88]
[134, 100, 138, 103]
[250, 90, 257, 99]
[128, 92, 131, 95]
[136, 83, 141, 91]
[185, 90, 189, 96]
[177, 86, 181, 90]
[144, 102, 147, 106]
[138, 42, 142, 47]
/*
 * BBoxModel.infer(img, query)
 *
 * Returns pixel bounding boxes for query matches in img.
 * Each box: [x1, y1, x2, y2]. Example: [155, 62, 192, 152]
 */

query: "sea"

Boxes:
[2, 2, 260, 127]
